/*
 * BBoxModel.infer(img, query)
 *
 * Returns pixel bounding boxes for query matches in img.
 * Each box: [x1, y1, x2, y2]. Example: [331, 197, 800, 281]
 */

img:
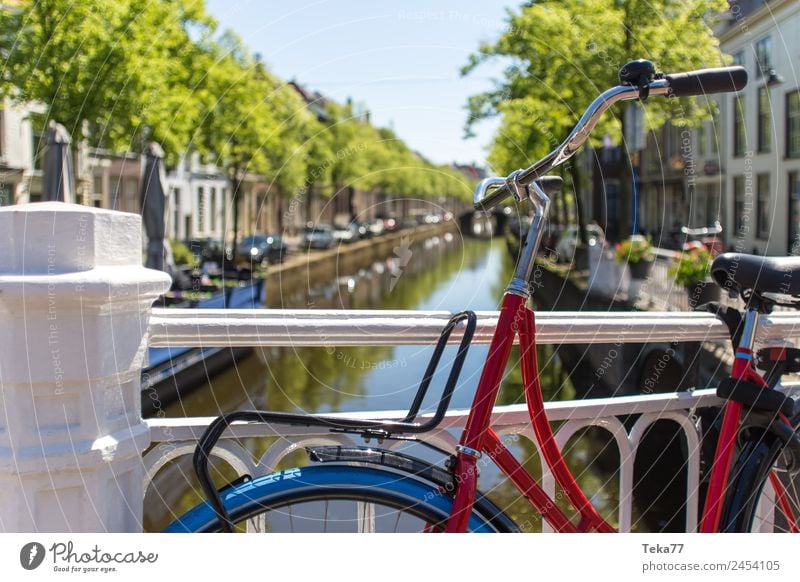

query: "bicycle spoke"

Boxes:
[356, 502, 375, 533]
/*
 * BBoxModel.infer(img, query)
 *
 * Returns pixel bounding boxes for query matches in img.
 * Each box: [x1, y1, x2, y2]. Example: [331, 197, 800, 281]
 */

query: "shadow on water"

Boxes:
[145, 233, 676, 532]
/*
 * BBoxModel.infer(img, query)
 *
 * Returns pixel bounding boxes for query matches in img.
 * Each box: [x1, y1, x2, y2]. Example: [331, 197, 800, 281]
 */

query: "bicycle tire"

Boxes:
[164, 464, 515, 533]
[720, 432, 799, 533]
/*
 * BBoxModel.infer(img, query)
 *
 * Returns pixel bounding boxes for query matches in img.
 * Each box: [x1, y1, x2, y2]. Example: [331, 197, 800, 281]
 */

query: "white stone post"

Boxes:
[0, 202, 171, 532]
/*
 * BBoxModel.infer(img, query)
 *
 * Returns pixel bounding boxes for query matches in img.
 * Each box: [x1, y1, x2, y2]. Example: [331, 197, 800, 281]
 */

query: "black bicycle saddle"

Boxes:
[711, 252, 800, 296]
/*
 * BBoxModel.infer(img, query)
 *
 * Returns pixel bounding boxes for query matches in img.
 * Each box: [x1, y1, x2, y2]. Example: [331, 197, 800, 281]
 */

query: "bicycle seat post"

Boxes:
[507, 174, 552, 298]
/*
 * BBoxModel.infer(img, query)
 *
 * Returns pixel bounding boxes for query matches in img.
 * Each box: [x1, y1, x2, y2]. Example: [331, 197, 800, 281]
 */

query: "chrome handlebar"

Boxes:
[473, 80, 669, 210]
[474, 63, 747, 210]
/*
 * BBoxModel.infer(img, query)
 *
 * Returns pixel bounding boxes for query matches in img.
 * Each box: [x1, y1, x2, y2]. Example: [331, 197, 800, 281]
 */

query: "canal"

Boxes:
[146, 233, 674, 532]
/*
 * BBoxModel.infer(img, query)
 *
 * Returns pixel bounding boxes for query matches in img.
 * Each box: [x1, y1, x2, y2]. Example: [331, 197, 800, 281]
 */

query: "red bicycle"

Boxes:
[166, 60, 800, 534]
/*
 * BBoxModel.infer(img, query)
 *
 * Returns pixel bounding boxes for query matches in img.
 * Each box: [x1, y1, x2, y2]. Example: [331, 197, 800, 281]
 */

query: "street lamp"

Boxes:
[766, 68, 785, 87]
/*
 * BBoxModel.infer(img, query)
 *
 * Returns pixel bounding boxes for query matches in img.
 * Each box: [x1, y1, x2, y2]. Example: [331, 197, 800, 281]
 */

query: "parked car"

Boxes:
[302, 223, 335, 250]
[382, 217, 399, 232]
[333, 223, 360, 244]
[423, 213, 442, 224]
[184, 238, 233, 267]
[555, 224, 605, 262]
[236, 234, 288, 265]
[367, 219, 386, 237]
[356, 222, 372, 239]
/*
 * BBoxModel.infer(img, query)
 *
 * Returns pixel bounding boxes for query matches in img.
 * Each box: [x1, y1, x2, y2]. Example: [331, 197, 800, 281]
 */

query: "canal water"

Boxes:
[146, 233, 670, 532]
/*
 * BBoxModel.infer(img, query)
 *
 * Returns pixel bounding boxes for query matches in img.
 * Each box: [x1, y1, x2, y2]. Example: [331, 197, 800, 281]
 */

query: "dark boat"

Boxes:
[142, 274, 265, 416]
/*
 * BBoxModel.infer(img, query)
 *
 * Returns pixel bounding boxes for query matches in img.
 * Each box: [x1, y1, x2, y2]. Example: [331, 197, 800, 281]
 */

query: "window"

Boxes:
[732, 50, 745, 67]
[604, 180, 619, 228]
[694, 185, 708, 227]
[196, 186, 204, 234]
[734, 176, 746, 234]
[733, 95, 747, 157]
[221, 187, 227, 228]
[0, 183, 12, 206]
[696, 125, 706, 157]
[126, 178, 138, 214]
[758, 86, 771, 153]
[172, 188, 181, 240]
[32, 131, 46, 171]
[705, 186, 720, 227]
[210, 187, 217, 232]
[756, 173, 770, 239]
[755, 36, 772, 78]
[710, 111, 719, 154]
[111, 180, 121, 210]
[788, 91, 800, 158]
[789, 172, 800, 254]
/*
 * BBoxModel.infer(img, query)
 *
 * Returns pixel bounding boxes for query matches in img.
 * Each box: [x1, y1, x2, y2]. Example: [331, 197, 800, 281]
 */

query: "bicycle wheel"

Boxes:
[721, 432, 800, 533]
[164, 464, 515, 533]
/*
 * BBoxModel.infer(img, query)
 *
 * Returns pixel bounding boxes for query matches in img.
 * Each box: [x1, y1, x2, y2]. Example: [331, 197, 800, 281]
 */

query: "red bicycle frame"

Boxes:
[454, 65, 793, 533]
[447, 293, 798, 533]
[699, 309, 799, 533]
[446, 292, 613, 533]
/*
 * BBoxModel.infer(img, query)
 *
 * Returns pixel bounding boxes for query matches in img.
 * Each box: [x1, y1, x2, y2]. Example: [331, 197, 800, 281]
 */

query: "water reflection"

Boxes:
[146, 235, 637, 532]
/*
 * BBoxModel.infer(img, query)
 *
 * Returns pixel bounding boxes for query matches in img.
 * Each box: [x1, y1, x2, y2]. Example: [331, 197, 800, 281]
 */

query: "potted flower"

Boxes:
[614, 235, 655, 280]
[668, 244, 720, 307]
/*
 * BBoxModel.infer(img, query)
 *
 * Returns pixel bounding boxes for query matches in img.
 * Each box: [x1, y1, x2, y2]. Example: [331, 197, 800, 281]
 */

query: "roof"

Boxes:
[288, 81, 330, 122]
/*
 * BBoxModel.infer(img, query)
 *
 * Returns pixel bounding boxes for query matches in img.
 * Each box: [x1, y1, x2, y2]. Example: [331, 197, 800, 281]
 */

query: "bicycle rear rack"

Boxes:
[193, 310, 478, 532]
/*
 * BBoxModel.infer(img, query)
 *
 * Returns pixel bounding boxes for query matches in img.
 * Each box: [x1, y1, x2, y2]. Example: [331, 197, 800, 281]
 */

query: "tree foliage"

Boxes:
[463, 0, 729, 234]
[0, 0, 215, 166]
[0, 0, 474, 233]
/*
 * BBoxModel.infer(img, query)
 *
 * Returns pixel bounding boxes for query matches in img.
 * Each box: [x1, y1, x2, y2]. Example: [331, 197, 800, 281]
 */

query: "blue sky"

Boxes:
[205, 0, 521, 167]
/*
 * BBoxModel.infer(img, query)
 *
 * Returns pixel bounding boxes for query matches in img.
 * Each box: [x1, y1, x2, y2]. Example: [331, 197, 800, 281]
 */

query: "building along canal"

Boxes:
[145, 231, 690, 532]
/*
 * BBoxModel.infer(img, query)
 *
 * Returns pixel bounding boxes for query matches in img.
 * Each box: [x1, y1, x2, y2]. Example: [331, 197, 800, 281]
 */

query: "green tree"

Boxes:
[356, 127, 472, 218]
[0, 0, 215, 167]
[315, 101, 372, 222]
[194, 33, 310, 245]
[260, 77, 323, 232]
[463, 0, 728, 240]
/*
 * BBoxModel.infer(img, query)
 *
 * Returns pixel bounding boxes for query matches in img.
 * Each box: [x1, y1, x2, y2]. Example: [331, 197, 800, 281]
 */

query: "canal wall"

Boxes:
[265, 221, 459, 306]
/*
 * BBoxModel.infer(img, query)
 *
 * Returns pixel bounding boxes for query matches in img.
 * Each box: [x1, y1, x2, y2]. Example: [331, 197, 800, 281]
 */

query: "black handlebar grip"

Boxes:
[535, 176, 563, 197]
[665, 66, 747, 97]
[475, 183, 510, 212]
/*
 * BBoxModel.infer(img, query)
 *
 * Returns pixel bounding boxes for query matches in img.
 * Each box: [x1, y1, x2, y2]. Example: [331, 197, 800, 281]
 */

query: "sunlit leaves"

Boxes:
[0, 0, 474, 208]
[463, 0, 729, 173]
[0, 0, 216, 167]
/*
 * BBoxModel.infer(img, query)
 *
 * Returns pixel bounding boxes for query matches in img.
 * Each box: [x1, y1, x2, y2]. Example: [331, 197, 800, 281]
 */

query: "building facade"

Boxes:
[716, 0, 800, 255]
[0, 99, 43, 205]
[166, 152, 230, 241]
[625, 0, 800, 254]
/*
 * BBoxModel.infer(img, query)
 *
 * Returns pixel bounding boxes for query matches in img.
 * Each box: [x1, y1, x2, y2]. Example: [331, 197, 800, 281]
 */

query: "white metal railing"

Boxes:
[7, 203, 798, 534]
[144, 383, 800, 533]
[148, 308, 800, 347]
[144, 308, 800, 532]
